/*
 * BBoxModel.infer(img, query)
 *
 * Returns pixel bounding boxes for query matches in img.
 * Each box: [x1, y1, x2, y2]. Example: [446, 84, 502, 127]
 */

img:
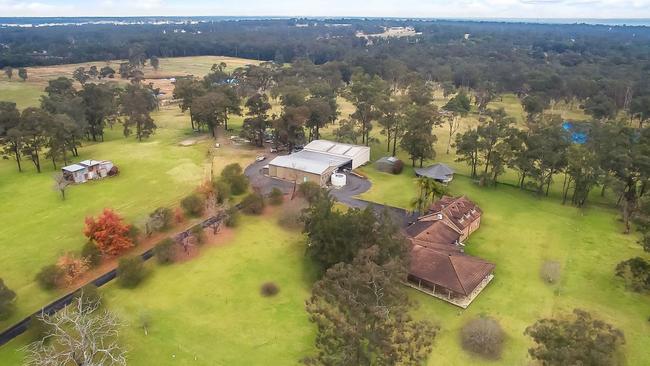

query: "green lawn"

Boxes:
[0, 212, 317, 365]
[0, 81, 43, 109]
[0, 106, 208, 328]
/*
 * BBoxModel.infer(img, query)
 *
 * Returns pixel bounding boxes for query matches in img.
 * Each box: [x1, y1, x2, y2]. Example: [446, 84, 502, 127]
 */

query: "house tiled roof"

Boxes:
[428, 196, 481, 231]
[409, 244, 495, 296]
[405, 220, 461, 246]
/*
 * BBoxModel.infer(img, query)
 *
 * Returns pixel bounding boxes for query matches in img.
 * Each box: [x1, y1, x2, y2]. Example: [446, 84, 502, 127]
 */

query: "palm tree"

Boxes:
[412, 177, 449, 214]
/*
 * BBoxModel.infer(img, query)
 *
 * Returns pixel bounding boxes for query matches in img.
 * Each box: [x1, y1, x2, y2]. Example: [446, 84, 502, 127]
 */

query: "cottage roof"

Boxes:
[405, 220, 461, 245]
[428, 196, 482, 231]
[268, 150, 350, 175]
[79, 159, 103, 167]
[62, 164, 86, 172]
[415, 163, 454, 180]
[409, 245, 494, 296]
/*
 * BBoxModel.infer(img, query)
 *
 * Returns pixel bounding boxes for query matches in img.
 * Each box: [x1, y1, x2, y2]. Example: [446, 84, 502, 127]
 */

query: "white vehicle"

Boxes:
[255, 155, 266, 162]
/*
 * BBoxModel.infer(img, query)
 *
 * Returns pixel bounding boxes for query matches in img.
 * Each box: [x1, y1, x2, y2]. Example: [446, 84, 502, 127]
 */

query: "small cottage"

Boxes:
[62, 159, 116, 184]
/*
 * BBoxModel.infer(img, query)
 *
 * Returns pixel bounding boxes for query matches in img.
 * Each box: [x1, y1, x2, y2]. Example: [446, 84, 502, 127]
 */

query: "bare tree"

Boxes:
[23, 295, 127, 366]
[53, 173, 71, 200]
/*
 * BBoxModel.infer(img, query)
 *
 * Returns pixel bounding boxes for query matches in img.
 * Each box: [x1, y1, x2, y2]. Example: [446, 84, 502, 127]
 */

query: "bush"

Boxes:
[615, 257, 650, 292]
[220, 163, 249, 195]
[81, 241, 102, 267]
[224, 206, 240, 227]
[298, 181, 322, 204]
[460, 317, 505, 359]
[540, 260, 561, 284]
[117, 256, 146, 288]
[260, 282, 280, 297]
[191, 225, 206, 245]
[268, 187, 284, 206]
[0, 278, 16, 321]
[74, 284, 102, 313]
[392, 159, 404, 174]
[173, 207, 184, 224]
[229, 175, 249, 195]
[153, 238, 176, 264]
[36, 265, 64, 290]
[128, 225, 141, 245]
[146, 207, 173, 234]
[84, 208, 134, 256]
[181, 193, 205, 216]
[56, 253, 90, 285]
[241, 193, 265, 215]
[214, 180, 231, 204]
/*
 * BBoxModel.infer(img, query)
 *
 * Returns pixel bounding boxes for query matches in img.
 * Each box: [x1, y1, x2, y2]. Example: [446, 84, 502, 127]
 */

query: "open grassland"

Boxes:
[0, 106, 208, 328]
[0, 212, 317, 365]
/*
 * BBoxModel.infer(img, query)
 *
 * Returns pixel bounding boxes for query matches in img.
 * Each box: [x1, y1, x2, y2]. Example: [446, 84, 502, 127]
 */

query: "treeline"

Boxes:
[2, 18, 650, 117]
[0, 76, 159, 173]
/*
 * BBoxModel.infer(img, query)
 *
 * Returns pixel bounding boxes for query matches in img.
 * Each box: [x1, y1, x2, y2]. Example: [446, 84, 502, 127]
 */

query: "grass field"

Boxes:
[0, 212, 317, 365]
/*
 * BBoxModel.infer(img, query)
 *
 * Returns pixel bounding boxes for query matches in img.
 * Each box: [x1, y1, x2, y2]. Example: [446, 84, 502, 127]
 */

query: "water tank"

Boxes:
[331, 173, 346, 188]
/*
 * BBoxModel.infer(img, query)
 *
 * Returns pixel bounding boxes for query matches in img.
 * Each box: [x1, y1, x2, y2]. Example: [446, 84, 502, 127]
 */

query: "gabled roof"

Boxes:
[405, 220, 461, 245]
[409, 245, 495, 296]
[415, 163, 454, 180]
[268, 150, 350, 175]
[428, 196, 481, 231]
[62, 164, 86, 172]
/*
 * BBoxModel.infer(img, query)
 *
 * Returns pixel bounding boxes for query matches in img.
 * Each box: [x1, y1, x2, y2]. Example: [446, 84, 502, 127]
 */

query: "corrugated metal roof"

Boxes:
[62, 164, 86, 172]
[303, 139, 369, 159]
[269, 150, 351, 175]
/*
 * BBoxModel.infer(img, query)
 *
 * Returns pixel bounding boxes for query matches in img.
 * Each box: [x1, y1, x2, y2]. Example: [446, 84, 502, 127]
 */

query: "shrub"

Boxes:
[260, 282, 280, 297]
[117, 257, 146, 288]
[146, 207, 173, 234]
[241, 193, 265, 215]
[525, 309, 624, 365]
[268, 187, 284, 206]
[0, 278, 16, 321]
[56, 253, 90, 285]
[220, 163, 249, 195]
[298, 181, 322, 204]
[153, 238, 176, 264]
[460, 317, 505, 359]
[615, 257, 650, 292]
[213, 180, 231, 204]
[224, 206, 240, 227]
[36, 265, 64, 290]
[181, 193, 205, 216]
[81, 241, 102, 267]
[228, 175, 249, 195]
[191, 225, 206, 245]
[84, 208, 134, 256]
[540, 260, 561, 284]
[128, 225, 141, 245]
[74, 284, 102, 313]
[392, 159, 404, 174]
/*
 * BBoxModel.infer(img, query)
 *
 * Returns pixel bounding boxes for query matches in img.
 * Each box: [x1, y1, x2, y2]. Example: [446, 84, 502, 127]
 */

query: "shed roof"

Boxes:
[268, 150, 351, 175]
[79, 159, 103, 167]
[304, 139, 369, 158]
[376, 156, 400, 165]
[409, 245, 495, 296]
[62, 164, 86, 172]
[415, 163, 454, 180]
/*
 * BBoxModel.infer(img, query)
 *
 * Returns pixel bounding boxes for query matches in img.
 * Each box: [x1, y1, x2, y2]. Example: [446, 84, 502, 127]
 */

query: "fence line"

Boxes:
[0, 213, 225, 347]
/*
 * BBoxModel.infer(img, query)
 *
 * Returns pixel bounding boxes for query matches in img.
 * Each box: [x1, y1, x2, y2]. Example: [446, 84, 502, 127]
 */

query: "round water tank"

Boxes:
[331, 173, 346, 188]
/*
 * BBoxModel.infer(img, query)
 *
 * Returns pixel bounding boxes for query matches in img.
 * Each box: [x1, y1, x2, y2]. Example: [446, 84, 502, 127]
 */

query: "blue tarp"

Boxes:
[562, 121, 588, 144]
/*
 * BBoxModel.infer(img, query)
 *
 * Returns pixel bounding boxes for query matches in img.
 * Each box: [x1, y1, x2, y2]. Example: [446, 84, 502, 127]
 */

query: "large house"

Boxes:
[405, 196, 493, 308]
[267, 140, 370, 187]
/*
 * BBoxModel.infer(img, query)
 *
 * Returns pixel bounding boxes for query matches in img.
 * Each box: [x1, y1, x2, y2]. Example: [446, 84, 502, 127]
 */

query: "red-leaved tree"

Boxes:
[84, 209, 134, 256]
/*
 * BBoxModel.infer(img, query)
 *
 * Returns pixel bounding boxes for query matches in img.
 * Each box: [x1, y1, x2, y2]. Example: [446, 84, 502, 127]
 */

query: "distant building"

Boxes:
[375, 156, 403, 174]
[267, 140, 370, 187]
[61, 159, 116, 184]
[415, 163, 454, 183]
[404, 196, 492, 308]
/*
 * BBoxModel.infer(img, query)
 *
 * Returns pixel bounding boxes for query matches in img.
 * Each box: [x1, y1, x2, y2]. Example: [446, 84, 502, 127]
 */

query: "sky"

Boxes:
[1, 0, 650, 19]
